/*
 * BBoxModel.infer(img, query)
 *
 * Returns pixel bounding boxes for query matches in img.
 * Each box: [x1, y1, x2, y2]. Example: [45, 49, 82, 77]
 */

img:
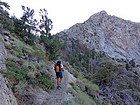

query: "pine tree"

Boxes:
[39, 8, 53, 36]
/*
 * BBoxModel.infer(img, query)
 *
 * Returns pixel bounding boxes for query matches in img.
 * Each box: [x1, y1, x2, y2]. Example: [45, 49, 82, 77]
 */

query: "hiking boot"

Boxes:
[57, 85, 61, 89]
[57, 86, 59, 89]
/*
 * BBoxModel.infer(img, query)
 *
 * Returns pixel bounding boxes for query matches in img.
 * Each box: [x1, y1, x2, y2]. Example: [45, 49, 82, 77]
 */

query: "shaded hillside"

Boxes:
[0, 30, 102, 105]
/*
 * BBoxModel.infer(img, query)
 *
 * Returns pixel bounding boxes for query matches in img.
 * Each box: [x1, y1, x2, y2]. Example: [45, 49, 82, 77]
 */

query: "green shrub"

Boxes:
[93, 58, 124, 85]
[6, 59, 28, 93]
[6, 64, 27, 81]
[5, 37, 25, 57]
[6, 59, 54, 91]
[10, 49, 22, 57]
[34, 60, 48, 71]
[40, 35, 61, 60]
[67, 87, 96, 105]
[6, 60, 15, 67]
[22, 61, 36, 71]
[62, 99, 79, 105]
[30, 74, 54, 90]
[15, 80, 28, 93]
[22, 44, 34, 54]
[83, 78, 99, 92]
[32, 44, 46, 58]
[102, 98, 112, 105]
[25, 33, 36, 46]
[67, 76, 100, 105]
[75, 90, 96, 105]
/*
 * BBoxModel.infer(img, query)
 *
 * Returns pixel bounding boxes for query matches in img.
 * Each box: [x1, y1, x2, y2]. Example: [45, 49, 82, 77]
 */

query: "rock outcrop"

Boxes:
[0, 32, 18, 105]
[57, 11, 140, 62]
[0, 75, 18, 105]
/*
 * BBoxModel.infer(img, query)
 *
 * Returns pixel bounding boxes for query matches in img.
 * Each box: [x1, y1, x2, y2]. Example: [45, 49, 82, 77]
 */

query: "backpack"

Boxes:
[54, 61, 61, 72]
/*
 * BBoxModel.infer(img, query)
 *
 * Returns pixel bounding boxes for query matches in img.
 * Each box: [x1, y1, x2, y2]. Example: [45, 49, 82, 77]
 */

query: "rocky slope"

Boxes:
[0, 30, 78, 105]
[57, 11, 140, 62]
[0, 32, 18, 105]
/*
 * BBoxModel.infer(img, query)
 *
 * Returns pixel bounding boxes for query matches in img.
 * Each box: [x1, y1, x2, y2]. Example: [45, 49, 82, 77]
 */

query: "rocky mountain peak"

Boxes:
[57, 10, 140, 62]
[88, 10, 108, 20]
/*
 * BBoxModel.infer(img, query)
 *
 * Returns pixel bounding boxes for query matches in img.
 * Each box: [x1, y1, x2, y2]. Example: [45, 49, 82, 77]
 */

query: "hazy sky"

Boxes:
[4, 0, 140, 34]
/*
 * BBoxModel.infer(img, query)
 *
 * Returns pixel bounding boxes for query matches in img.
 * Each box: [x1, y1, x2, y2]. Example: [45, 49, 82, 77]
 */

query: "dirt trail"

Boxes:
[46, 66, 75, 105]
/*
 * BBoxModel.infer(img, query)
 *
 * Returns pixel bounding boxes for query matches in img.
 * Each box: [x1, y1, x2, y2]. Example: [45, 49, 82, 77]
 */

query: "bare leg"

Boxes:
[59, 78, 63, 88]
[60, 78, 62, 84]
[56, 78, 60, 87]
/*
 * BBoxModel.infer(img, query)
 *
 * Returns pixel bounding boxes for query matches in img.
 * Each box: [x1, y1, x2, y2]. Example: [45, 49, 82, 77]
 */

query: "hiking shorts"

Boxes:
[56, 72, 63, 78]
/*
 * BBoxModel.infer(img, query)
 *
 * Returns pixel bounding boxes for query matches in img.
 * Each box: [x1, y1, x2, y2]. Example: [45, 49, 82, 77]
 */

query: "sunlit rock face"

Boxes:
[57, 11, 140, 62]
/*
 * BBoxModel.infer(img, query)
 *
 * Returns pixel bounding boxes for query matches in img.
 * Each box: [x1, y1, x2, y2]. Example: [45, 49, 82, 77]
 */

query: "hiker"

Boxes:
[54, 60, 64, 88]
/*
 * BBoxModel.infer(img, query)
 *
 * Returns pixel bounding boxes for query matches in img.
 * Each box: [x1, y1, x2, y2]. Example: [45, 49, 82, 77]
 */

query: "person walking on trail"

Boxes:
[54, 60, 64, 89]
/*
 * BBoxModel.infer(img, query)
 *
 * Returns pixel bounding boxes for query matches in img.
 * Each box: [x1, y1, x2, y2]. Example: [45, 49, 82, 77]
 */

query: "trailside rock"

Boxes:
[0, 75, 18, 105]
[0, 33, 18, 105]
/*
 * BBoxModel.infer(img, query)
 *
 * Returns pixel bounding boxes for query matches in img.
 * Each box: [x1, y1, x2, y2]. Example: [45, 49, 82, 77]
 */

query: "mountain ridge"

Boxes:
[55, 10, 140, 104]
[57, 10, 140, 62]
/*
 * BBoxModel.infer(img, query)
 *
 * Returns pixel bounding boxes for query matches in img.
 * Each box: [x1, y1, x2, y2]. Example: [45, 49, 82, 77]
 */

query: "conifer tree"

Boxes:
[21, 5, 37, 33]
[0, 0, 13, 30]
[39, 8, 53, 36]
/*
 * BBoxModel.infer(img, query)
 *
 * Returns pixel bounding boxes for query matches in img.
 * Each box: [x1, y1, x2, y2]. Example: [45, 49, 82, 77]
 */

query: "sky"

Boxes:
[3, 0, 140, 34]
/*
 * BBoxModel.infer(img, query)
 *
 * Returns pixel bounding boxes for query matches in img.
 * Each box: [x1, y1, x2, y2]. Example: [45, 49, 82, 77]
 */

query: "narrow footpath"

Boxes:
[46, 65, 76, 105]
